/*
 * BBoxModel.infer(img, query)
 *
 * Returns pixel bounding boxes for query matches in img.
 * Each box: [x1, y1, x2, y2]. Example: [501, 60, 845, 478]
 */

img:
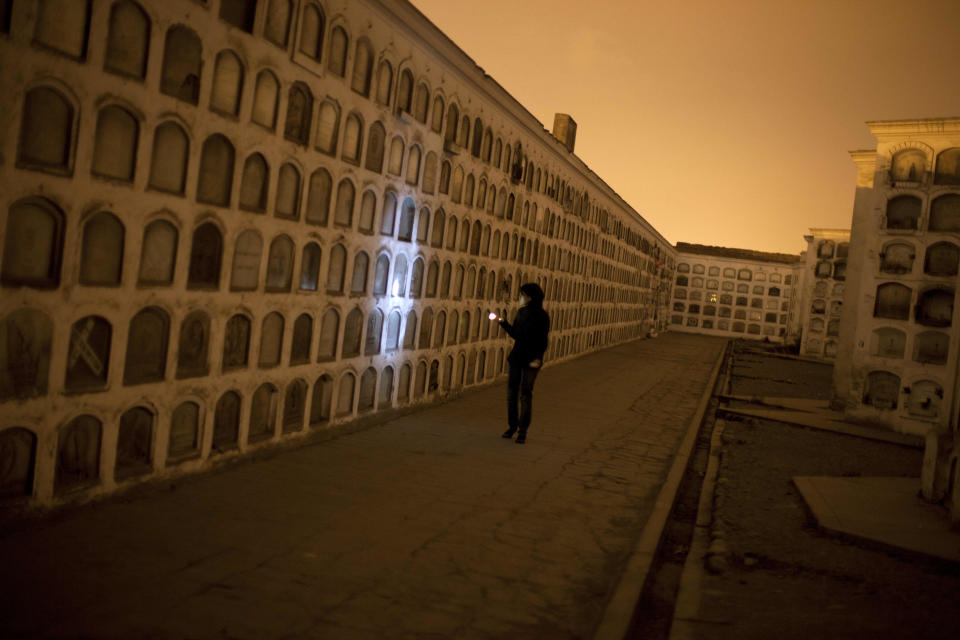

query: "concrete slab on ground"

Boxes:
[794, 476, 960, 563]
[0, 333, 727, 640]
[721, 403, 923, 448]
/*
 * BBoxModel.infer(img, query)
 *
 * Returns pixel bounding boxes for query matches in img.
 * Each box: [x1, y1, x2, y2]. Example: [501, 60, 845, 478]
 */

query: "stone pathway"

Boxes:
[0, 333, 725, 640]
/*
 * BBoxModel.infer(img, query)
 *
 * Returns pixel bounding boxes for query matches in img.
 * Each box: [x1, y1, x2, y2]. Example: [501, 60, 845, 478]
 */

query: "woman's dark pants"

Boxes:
[507, 363, 539, 434]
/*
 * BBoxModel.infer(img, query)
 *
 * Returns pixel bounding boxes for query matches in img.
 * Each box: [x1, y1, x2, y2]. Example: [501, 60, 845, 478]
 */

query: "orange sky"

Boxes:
[410, 0, 960, 254]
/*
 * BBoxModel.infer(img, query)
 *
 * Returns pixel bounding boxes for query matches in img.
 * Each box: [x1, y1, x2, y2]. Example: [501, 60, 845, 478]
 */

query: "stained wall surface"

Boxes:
[0, 0, 674, 507]
[832, 119, 960, 436]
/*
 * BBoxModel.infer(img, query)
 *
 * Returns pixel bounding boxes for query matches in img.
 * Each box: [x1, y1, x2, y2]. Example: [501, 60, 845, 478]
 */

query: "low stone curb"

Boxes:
[593, 344, 727, 640]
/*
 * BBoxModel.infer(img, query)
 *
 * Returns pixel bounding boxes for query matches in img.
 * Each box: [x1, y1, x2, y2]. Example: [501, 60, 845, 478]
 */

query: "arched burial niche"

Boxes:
[249, 383, 278, 443]
[220, 0, 256, 32]
[265, 235, 294, 292]
[924, 242, 959, 277]
[935, 148, 960, 186]
[230, 230, 262, 291]
[890, 148, 926, 183]
[336, 372, 356, 417]
[114, 406, 153, 480]
[168, 401, 200, 462]
[197, 135, 235, 207]
[290, 313, 312, 365]
[105, 1, 150, 78]
[239, 153, 268, 212]
[264, 0, 292, 47]
[176, 310, 210, 378]
[870, 327, 905, 359]
[316, 309, 339, 362]
[79, 212, 125, 286]
[251, 70, 279, 129]
[149, 122, 189, 194]
[56, 415, 101, 494]
[2, 198, 65, 288]
[282, 379, 307, 433]
[358, 367, 376, 412]
[929, 194, 960, 232]
[299, 243, 321, 291]
[34, 0, 91, 59]
[0, 309, 53, 401]
[914, 331, 949, 365]
[284, 82, 313, 145]
[906, 380, 943, 419]
[212, 391, 241, 454]
[160, 25, 202, 104]
[884, 195, 920, 230]
[378, 366, 394, 408]
[0, 427, 37, 499]
[873, 283, 911, 321]
[916, 289, 954, 327]
[18, 86, 75, 172]
[123, 307, 169, 385]
[138, 220, 178, 285]
[65, 316, 111, 392]
[91, 105, 138, 181]
[341, 308, 363, 358]
[222, 314, 251, 371]
[310, 374, 334, 426]
[863, 371, 900, 410]
[187, 223, 223, 289]
[258, 312, 284, 368]
[210, 50, 244, 116]
[879, 242, 914, 274]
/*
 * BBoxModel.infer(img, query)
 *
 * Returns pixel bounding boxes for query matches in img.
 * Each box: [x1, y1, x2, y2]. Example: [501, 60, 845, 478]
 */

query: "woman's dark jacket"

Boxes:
[500, 285, 550, 366]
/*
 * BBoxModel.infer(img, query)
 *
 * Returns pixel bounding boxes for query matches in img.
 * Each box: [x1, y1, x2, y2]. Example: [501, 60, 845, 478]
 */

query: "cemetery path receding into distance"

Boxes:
[0, 333, 725, 640]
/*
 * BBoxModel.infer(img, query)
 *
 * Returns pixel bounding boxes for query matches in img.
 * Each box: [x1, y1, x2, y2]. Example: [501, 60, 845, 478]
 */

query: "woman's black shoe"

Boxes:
[501, 429, 516, 438]
[515, 433, 526, 444]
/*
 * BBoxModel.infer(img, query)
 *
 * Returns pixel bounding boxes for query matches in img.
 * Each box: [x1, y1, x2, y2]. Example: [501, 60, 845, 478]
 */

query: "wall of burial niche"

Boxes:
[856, 144, 960, 425]
[0, 0, 672, 507]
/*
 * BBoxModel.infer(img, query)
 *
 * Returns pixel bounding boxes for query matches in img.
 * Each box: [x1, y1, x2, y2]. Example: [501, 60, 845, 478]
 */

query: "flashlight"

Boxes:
[488, 312, 498, 320]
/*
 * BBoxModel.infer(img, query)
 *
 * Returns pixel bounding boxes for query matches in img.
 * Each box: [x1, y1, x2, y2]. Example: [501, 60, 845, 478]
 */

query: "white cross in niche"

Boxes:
[68, 318, 104, 376]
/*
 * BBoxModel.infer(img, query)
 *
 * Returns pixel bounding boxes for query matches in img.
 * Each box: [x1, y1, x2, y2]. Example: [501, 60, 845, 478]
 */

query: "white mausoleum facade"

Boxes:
[796, 228, 850, 359]
[668, 243, 801, 343]
[831, 118, 960, 522]
[0, 0, 675, 508]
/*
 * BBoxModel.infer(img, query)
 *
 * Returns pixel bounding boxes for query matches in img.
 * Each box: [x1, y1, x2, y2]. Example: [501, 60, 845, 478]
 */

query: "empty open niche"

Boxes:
[916, 289, 954, 327]
[914, 331, 949, 364]
[935, 148, 960, 185]
[929, 194, 960, 232]
[885, 196, 921, 230]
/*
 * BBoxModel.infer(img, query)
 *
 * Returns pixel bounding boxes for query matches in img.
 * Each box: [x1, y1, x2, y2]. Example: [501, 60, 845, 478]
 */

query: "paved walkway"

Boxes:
[0, 333, 725, 640]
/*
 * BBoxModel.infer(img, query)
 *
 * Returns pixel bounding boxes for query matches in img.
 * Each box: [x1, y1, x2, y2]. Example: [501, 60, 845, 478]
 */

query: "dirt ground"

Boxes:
[692, 341, 960, 640]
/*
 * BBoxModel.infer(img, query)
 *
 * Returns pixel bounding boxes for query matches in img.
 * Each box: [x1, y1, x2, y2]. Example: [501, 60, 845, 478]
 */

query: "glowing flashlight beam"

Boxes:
[488, 312, 498, 320]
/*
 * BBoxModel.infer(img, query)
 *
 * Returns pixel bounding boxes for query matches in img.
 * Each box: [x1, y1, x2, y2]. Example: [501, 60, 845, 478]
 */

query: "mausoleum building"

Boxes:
[0, 0, 674, 508]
